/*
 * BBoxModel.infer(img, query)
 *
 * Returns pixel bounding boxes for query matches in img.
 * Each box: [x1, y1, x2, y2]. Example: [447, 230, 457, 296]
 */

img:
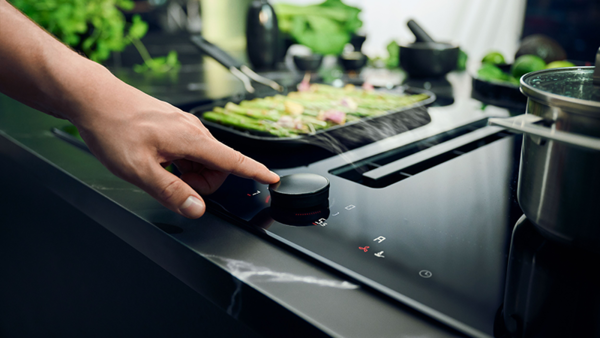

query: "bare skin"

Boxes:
[0, 1, 280, 218]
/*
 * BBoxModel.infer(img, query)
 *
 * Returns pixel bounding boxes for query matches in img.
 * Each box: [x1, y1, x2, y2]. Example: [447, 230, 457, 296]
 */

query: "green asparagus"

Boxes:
[203, 84, 429, 137]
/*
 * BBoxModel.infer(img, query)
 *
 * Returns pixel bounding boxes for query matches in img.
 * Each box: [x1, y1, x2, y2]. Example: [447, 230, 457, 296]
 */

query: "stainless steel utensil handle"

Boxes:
[229, 67, 255, 93]
[240, 65, 284, 92]
[489, 115, 600, 151]
[594, 46, 600, 86]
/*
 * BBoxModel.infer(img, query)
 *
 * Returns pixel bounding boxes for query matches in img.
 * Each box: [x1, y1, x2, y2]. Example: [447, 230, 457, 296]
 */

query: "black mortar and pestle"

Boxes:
[400, 19, 459, 78]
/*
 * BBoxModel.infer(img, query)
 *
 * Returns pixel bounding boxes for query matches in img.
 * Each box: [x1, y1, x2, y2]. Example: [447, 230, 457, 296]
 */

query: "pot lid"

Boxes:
[521, 67, 600, 115]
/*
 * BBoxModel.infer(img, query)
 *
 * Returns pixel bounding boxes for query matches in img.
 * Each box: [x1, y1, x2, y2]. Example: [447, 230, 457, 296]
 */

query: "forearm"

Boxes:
[0, 1, 280, 219]
[0, 0, 116, 122]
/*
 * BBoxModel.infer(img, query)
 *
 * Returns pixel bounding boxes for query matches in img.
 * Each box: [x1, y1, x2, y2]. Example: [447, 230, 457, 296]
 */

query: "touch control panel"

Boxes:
[206, 133, 523, 338]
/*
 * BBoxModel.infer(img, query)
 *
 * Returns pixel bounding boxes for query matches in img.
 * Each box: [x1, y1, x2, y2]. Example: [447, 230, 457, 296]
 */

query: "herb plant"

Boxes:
[274, 0, 362, 55]
[11, 0, 179, 73]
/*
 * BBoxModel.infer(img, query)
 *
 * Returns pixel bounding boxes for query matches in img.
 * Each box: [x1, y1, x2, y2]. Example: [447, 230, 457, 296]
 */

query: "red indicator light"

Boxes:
[247, 194, 251, 197]
[359, 246, 370, 252]
[265, 195, 271, 203]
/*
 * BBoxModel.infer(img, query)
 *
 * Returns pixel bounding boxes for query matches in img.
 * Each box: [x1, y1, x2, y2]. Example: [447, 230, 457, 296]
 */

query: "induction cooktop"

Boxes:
[205, 118, 523, 337]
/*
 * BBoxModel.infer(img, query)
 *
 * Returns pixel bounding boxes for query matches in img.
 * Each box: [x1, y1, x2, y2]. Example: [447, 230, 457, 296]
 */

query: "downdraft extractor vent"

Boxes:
[329, 119, 513, 188]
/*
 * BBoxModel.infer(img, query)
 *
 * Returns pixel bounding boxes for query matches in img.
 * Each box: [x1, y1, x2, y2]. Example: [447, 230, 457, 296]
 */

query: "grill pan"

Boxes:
[190, 86, 436, 152]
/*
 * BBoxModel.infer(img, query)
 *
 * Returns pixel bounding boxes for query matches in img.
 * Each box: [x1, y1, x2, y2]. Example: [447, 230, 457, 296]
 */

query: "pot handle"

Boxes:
[488, 115, 600, 151]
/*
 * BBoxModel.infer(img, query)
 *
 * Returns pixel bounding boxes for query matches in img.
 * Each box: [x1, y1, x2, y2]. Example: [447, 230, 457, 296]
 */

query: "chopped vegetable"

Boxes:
[284, 100, 305, 115]
[322, 109, 346, 125]
[340, 97, 358, 110]
[297, 73, 312, 92]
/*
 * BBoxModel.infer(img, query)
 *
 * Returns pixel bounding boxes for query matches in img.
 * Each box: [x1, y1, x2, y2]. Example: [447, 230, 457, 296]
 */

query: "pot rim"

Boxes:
[520, 66, 600, 116]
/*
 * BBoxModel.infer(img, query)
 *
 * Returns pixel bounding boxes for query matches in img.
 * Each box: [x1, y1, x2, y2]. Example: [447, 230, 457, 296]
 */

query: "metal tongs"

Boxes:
[190, 35, 284, 93]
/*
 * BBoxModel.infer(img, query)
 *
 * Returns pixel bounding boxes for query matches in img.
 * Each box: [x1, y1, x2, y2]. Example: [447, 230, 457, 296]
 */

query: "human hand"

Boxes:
[69, 71, 279, 219]
[0, 3, 278, 218]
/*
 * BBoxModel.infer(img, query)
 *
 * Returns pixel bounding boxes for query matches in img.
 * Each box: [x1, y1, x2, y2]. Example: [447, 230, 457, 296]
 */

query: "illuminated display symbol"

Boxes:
[419, 270, 433, 278]
[313, 218, 328, 227]
[374, 251, 385, 258]
[345, 205, 356, 210]
[359, 246, 370, 252]
[373, 236, 386, 243]
[331, 212, 340, 217]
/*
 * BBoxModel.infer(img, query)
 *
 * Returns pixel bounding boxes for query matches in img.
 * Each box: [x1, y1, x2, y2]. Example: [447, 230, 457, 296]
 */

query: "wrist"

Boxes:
[50, 56, 116, 123]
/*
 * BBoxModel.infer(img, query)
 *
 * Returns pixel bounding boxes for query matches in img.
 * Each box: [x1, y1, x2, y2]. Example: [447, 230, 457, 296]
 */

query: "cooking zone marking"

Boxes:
[313, 218, 328, 227]
[373, 236, 386, 243]
[419, 270, 433, 278]
[247, 190, 261, 196]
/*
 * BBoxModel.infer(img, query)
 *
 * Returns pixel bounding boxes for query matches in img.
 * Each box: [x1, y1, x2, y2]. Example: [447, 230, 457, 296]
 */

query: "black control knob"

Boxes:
[269, 174, 330, 210]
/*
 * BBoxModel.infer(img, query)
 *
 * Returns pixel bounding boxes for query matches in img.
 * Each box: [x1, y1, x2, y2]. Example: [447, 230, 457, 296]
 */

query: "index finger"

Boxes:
[187, 138, 280, 184]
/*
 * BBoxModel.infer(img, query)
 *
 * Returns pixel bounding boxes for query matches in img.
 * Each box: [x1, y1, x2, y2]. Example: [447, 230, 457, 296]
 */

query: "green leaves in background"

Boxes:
[367, 40, 399, 69]
[385, 41, 399, 68]
[126, 16, 180, 74]
[128, 13, 148, 40]
[274, 0, 362, 55]
[12, 0, 179, 74]
[456, 49, 468, 71]
[290, 15, 350, 56]
[133, 50, 181, 74]
[12, 0, 135, 62]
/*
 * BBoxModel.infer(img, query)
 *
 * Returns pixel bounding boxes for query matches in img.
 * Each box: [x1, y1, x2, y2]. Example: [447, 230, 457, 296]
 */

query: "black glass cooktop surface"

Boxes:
[206, 121, 523, 337]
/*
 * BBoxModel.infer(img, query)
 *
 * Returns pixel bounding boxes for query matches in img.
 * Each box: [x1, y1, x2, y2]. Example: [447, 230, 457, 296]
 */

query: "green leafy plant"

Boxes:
[125, 15, 181, 73]
[274, 0, 362, 55]
[367, 41, 399, 69]
[11, 0, 179, 73]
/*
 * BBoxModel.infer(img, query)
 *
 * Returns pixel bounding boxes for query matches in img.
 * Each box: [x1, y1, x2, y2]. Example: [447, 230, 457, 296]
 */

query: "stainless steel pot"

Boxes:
[489, 52, 600, 254]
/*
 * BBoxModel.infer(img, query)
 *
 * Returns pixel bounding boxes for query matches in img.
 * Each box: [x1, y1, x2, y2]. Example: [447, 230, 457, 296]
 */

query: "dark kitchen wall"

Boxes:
[522, 0, 600, 62]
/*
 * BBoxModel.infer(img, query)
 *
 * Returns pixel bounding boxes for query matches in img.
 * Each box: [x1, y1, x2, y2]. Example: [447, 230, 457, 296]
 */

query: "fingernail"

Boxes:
[180, 196, 205, 218]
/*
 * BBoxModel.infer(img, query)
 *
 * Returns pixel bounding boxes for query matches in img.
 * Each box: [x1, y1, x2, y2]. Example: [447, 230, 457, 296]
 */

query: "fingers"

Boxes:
[186, 138, 280, 185]
[179, 169, 229, 195]
[141, 162, 207, 219]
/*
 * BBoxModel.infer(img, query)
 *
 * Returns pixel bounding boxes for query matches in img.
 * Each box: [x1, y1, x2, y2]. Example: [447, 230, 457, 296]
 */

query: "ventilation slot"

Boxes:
[329, 119, 512, 188]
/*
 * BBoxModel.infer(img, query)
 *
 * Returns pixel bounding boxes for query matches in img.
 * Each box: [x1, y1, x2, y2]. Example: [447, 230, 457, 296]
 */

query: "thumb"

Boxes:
[140, 163, 206, 219]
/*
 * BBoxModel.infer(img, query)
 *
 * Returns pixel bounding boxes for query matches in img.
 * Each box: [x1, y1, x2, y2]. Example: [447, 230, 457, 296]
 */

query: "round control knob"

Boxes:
[269, 173, 330, 210]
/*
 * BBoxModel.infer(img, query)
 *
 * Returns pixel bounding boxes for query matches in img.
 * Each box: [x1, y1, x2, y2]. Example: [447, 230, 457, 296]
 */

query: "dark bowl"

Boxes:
[471, 76, 526, 111]
[400, 42, 459, 78]
[339, 52, 368, 71]
[293, 54, 323, 72]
